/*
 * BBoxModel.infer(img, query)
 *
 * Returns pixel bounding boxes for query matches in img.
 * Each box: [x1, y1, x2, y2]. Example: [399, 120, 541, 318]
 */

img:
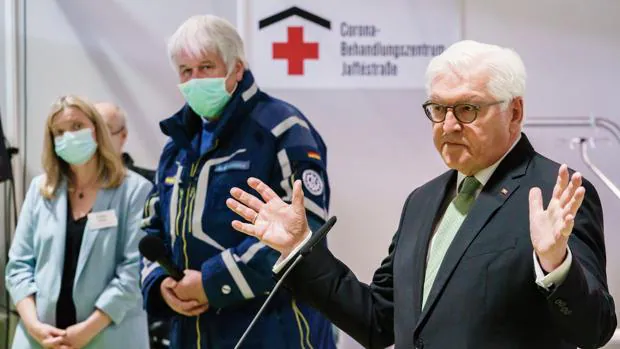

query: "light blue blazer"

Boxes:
[5, 171, 152, 349]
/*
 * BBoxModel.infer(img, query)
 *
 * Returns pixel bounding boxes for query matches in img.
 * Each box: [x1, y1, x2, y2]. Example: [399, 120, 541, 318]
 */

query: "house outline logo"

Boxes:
[258, 6, 331, 76]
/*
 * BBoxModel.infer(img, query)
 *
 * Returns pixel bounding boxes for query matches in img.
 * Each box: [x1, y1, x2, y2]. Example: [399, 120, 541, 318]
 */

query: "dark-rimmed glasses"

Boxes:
[422, 100, 504, 124]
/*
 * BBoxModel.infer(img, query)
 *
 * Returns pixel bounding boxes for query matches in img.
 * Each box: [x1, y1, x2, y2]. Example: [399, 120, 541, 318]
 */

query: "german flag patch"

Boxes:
[307, 151, 321, 160]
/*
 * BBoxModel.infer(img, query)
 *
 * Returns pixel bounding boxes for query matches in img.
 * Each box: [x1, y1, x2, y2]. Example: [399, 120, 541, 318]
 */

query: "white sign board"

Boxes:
[245, 0, 461, 89]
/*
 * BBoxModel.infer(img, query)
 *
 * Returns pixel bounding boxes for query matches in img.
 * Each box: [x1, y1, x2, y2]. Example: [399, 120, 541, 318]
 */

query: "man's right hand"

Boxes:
[226, 178, 310, 259]
[160, 277, 208, 317]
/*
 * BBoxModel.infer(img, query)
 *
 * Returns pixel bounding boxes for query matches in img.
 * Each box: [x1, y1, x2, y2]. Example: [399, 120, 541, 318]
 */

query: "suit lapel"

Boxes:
[414, 134, 534, 333]
[407, 171, 455, 323]
[74, 186, 116, 283]
[48, 181, 69, 309]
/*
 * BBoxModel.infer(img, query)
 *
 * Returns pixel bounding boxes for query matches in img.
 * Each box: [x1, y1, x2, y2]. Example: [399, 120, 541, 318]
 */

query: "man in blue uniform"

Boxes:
[140, 14, 337, 349]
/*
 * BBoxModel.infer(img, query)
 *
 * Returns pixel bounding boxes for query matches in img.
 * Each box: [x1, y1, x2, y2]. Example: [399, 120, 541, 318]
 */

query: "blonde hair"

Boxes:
[41, 95, 126, 199]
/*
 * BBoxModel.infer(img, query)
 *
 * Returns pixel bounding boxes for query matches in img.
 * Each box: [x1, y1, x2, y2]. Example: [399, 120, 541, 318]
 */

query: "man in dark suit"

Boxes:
[95, 102, 156, 183]
[225, 40, 617, 348]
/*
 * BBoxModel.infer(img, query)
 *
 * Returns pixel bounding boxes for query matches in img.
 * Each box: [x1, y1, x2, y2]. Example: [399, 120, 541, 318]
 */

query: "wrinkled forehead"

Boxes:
[176, 48, 222, 67]
[429, 68, 491, 103]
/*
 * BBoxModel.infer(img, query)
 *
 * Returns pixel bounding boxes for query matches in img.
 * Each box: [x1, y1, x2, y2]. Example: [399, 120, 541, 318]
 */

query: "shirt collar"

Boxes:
[456, 133, 522, 192]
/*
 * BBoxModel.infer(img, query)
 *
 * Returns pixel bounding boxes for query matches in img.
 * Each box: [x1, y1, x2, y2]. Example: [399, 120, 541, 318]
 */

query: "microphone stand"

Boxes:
[233, 254, 304, 349]
[233, 215, 337, 349]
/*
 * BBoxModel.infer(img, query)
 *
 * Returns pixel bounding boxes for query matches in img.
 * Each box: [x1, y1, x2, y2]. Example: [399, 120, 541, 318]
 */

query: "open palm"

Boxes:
[226, 177, 310, 257]
[529, 164, 585, 272]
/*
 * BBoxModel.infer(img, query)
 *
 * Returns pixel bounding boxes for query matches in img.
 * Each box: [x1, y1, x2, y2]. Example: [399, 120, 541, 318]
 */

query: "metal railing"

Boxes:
[524, 116, 620, 143]
[524, 116, 620, 201]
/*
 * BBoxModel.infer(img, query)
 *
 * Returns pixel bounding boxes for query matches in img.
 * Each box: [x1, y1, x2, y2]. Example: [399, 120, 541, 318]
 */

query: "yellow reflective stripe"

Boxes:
[188, 157, 207, 349]
[188, 186, 197, 233]
[183, 182, 201, 349]
[196, 316, 202, 349]
[291, 300, 306, 349]
[175, 189, 184, 238]
[292, 299, 313, 349]
[181, 185, 194, 269]
[191, 160, 200, 177]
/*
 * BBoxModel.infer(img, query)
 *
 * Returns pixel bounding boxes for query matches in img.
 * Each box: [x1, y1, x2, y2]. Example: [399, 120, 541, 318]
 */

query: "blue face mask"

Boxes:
[54, 128, 98, 165]
[178, 76, 234, 120]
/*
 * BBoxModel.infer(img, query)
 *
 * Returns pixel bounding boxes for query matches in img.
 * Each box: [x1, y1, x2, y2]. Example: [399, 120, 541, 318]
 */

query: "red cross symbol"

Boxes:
[272, 26, 319, 75]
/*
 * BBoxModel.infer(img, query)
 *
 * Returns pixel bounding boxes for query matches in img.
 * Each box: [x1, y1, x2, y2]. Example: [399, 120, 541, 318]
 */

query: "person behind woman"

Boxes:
[5, 95, 152, 349]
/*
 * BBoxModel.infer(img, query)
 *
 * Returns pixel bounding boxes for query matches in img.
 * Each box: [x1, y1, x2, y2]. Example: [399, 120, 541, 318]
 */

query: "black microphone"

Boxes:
[233, 216, 337, 349]
[139, 235, 184, 281]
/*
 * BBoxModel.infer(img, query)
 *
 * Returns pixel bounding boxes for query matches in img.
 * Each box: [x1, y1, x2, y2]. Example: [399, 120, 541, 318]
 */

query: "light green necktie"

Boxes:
[422, 176, 481, 308]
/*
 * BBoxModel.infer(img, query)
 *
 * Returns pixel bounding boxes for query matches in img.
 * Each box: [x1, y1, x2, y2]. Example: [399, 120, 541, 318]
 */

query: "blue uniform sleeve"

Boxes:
[201, 238, 280, 308]
[201, 115, 330, 309]
[140, 172, 175, 318]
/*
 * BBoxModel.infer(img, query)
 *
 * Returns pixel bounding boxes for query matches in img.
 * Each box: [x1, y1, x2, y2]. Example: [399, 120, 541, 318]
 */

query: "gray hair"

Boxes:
[167, 15, 248, 73]
[425, 40, 526, 106]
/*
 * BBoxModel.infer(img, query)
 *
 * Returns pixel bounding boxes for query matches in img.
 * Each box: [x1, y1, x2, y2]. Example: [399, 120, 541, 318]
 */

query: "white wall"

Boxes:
[9, 1, 620, 348]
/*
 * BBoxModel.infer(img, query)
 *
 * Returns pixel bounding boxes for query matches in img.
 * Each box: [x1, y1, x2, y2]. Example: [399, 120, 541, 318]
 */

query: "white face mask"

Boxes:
[178, 74, 234, 119]
[54, 128, 98, 165]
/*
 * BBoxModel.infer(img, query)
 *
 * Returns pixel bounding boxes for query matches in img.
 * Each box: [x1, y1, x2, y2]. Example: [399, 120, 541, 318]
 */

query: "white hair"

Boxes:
[425, 40, 526, 106]
[167, 15, 248, 73]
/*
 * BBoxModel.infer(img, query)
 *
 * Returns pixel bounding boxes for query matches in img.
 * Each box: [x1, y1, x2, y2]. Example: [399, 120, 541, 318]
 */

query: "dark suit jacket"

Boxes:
[282, 134, 616, 349]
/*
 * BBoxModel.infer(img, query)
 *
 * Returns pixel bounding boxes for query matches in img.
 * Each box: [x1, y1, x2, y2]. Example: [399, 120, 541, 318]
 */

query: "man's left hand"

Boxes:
[529, 164, 585, 273]
[174, 270, 209, 305]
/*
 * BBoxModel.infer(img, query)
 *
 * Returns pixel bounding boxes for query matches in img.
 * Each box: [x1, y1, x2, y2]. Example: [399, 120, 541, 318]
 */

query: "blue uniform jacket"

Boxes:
[140, 70, 337, 349]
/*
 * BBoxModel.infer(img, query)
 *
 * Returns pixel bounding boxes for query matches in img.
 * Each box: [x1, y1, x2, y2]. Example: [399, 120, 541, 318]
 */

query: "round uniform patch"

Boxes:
[302, 169, 324, 196]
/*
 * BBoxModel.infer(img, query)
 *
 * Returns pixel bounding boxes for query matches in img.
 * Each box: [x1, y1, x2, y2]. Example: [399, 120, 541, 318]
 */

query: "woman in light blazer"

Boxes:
[5, 95, 152, 349]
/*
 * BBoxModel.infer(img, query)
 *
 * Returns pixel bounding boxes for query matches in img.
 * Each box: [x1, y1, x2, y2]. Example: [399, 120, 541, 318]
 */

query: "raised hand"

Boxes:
[529, 164, 585, 272]
[226, 177, 310, 258]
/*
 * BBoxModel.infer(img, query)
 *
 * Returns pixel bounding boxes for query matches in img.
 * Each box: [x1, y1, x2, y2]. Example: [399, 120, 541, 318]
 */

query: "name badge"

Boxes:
[87, 210, 118, 230]
[214, 160, 251, 173]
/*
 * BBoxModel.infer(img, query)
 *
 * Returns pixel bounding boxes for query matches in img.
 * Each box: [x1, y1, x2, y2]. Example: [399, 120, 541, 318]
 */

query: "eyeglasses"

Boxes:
[422, 100, 505, 124]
